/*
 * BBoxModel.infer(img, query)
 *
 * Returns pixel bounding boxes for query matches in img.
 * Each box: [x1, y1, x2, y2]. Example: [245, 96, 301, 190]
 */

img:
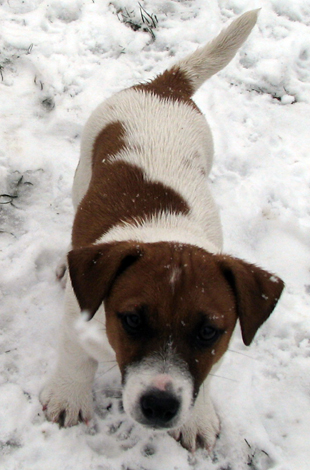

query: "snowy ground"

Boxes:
[1, 1, 310, 469]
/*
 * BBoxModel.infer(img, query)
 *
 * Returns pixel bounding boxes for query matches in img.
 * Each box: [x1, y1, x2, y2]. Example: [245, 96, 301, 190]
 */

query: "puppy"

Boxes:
[41, 10, 284, 452]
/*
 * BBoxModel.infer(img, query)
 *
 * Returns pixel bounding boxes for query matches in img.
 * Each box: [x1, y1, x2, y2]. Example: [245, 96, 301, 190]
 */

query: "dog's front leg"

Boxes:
[40, 303, 98, 426]
[170, 379, 220, 452]
[40, 327, 97, 426]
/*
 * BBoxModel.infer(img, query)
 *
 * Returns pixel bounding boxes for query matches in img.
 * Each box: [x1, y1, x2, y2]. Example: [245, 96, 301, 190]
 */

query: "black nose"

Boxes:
[140, 391, 180, 427]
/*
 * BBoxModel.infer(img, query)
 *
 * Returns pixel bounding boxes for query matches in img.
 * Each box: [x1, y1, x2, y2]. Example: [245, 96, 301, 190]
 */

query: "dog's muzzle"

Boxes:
[122, 354, 194, 430]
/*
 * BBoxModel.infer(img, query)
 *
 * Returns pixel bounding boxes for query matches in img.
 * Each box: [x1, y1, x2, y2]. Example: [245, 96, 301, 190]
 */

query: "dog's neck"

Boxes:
[95, 212, 222, 254]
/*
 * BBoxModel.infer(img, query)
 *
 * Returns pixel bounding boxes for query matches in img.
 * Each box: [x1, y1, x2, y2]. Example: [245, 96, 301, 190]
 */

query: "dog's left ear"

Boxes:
[68, 242, 144, 319]
[218, 255, 284, 346]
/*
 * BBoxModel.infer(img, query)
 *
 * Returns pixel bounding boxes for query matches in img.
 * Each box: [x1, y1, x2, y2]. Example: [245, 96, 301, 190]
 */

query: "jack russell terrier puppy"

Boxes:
[40, 9, 284, 452]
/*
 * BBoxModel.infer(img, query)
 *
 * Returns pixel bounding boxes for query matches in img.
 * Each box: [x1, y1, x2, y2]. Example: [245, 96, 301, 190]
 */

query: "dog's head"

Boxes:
[68, 241, 284, 430]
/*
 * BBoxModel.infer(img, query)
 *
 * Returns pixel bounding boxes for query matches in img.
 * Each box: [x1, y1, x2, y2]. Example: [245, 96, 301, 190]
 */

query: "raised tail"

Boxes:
[139, 10, 259, 100]
[174, 9, 259, 94]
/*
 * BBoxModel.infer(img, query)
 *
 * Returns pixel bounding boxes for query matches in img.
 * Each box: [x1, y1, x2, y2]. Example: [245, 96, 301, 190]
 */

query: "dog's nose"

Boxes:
[140, 390, 180, 427]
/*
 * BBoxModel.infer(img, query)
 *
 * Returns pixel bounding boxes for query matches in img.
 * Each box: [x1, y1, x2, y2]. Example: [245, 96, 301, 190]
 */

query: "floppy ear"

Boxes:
[67, 242, 143, 319]
[218, 256, 284, 346]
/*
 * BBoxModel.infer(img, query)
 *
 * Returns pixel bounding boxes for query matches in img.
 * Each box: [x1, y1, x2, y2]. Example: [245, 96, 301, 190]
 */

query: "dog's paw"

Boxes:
[40, 376, 93, 426]
[170, 401, 220, 452]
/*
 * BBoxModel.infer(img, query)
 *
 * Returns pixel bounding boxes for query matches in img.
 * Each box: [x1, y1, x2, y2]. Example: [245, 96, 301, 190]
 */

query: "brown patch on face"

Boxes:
[72, 121, 189, 248]
[133, 66, 200, 111]
[68, 242, 284, 394]
[105, 242, 283, 391]
[103, 243, 239, 392]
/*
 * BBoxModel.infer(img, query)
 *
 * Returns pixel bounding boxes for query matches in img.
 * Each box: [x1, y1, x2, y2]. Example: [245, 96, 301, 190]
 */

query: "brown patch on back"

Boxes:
[73, 66, 200, 248]
[72, 121, 189, 248]
[133, 67, 200, 111]
[92, 121, 126, 168]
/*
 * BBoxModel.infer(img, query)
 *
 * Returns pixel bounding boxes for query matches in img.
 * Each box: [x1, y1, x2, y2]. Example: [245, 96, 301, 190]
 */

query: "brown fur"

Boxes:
[92, 121, 127, 167]
[68, 241, 284, 392]
[133, 66, 200, 111]
[72, 121, 189, 249]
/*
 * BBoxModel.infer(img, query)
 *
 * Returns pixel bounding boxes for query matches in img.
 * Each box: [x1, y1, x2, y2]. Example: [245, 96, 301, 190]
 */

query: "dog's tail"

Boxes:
[175, 9, 259, 94]
[142, 9, 259, 99]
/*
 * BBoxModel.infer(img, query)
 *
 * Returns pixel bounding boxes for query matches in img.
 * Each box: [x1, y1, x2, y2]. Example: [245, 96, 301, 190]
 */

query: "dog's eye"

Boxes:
[125, 313, 141, 329]
[118, 312, 142, 335]
[196, 325, 220, 347]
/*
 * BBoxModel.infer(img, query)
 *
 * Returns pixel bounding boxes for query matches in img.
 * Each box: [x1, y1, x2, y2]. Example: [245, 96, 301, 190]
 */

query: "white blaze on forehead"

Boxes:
[170, 266, 182, 286]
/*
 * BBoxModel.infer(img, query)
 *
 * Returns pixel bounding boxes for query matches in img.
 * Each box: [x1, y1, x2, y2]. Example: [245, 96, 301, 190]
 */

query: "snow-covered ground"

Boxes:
[1, 1, 310, 469]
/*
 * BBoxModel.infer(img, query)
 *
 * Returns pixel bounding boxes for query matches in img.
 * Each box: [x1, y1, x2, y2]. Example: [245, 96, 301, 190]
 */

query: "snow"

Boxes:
[1, 1, 309, 469]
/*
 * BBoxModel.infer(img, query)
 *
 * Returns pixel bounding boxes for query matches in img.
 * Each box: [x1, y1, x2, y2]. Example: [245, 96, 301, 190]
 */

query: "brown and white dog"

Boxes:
[41, 10, 284, 452]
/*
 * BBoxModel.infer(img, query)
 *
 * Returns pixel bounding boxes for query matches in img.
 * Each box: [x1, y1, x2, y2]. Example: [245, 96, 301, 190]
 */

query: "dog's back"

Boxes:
[71, 10, 259, 252]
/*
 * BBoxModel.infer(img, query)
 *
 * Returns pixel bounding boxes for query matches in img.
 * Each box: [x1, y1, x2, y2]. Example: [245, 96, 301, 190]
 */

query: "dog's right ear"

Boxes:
[68, 242, 144, 319]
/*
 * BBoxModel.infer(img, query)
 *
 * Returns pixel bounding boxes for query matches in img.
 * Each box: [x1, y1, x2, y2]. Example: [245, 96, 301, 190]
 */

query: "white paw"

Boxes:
[170, 397, 220, 452]
[40, 375, 93, 426]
